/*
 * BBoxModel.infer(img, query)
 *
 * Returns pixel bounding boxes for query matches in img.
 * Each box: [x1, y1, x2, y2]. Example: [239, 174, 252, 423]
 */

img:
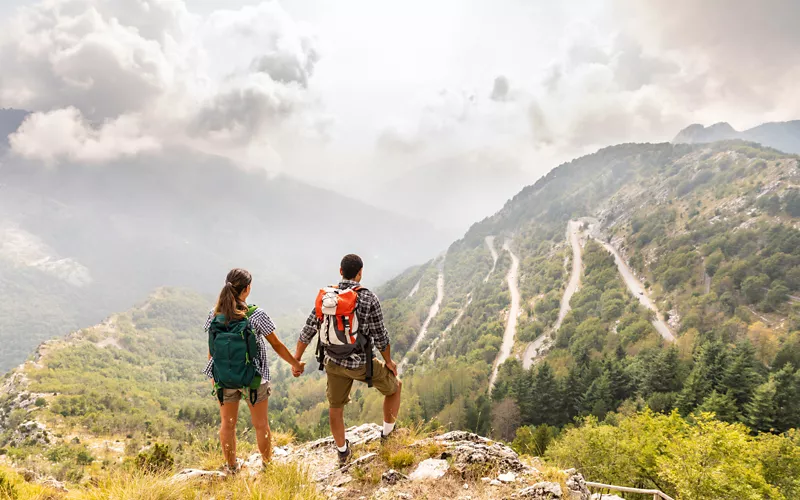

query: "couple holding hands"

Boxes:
[204, 254, 402, 473]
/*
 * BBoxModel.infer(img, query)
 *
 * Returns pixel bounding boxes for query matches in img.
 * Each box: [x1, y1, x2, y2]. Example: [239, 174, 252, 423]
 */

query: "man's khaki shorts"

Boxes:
[325, 359, 399, 409]
[220, 383, 271, 405]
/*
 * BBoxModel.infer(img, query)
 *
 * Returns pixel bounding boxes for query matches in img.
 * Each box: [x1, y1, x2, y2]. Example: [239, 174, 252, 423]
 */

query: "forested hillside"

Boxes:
[378, 139, 800, 440]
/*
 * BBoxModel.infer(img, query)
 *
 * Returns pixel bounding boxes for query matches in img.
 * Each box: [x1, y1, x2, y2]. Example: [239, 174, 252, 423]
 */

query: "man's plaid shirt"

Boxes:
[299, 280, 390, 369]
[203, 307, 275, 383]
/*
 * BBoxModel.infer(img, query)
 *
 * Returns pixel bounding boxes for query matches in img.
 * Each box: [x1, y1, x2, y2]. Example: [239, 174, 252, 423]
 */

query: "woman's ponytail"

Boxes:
[215, 269, 252, 323]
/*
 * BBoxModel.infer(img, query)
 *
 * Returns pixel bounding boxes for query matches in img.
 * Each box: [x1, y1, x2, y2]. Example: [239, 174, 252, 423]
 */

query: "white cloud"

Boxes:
[0, 0, 321, 167]
[9, 107, 159, 164]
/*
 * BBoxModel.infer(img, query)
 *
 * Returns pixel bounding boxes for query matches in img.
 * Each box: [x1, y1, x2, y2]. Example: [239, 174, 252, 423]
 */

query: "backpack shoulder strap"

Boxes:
[246, 304, 258, 319]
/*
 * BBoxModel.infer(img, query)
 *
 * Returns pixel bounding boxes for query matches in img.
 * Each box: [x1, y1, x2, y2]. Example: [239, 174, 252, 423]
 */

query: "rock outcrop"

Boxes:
[170, 425, 590, 499]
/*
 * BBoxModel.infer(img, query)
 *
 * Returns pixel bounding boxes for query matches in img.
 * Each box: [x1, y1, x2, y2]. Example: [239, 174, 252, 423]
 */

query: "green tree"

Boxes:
[746, 380, 777, 433]
[772, 364, 800, 432]
[720, 342, 763, 410]
[530, 363, 561, 425]
[697, 390, 740, 423]
[784, 189, 800, 217]
[742, 274, 769, 304]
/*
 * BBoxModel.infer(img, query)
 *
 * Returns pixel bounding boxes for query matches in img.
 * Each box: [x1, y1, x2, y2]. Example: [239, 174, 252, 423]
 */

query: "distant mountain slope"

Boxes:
[371, 139, 800, 439]
[0, 146, 447, 372]
[673, 119, 800, 154]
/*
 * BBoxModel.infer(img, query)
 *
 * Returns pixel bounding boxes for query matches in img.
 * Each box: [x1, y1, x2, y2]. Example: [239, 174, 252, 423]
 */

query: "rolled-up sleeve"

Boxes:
[365, 296, 390, 352]
[299, 308, 320, 344]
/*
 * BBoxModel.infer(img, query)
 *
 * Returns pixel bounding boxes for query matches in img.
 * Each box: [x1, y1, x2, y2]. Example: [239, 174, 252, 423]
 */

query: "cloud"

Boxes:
[0, 0, 321, 167]
[614, 0, 800, 112]
[9, 107, 159, 163]
[490, 76, 510, 102]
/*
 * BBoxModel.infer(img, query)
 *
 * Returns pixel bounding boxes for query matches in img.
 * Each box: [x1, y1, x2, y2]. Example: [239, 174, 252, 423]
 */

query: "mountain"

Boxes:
[673, 119, 800, 154]
[373, 139, 800, 443]
[0, 142, 448, 373]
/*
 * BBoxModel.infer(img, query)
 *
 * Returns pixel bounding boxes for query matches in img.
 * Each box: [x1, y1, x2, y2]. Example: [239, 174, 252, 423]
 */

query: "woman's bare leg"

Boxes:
[248, 397, 272, 464]
[219, 398, 240, 467]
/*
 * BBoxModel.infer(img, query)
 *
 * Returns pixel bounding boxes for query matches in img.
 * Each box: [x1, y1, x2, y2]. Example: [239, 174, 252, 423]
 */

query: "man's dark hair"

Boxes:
[341, 254, 364, 280]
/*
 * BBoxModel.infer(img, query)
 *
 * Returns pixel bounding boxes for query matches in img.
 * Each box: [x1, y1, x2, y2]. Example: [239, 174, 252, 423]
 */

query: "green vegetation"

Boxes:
[547, 410, 800, 500]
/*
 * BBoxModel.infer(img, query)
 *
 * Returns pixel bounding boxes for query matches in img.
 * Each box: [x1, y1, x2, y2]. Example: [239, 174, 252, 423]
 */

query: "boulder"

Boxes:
[39, 478, 68, 492]
[516, 481, 563, 499]
[498, 472, 516, 483]
[409, 458, 449, 481]
[171, 469, 226, 482]
[565, 472, 590, 500]
[309, 423, 382, 449]
[382, 469, 409, 485]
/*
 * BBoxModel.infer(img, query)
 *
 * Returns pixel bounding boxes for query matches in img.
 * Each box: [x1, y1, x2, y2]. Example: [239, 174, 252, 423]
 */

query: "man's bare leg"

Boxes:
[383, 380, 402, 424]
[330, 407, 346, 448]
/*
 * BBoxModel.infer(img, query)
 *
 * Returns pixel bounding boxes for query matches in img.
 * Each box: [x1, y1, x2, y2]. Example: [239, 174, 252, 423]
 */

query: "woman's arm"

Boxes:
[266, 333, 305, 373]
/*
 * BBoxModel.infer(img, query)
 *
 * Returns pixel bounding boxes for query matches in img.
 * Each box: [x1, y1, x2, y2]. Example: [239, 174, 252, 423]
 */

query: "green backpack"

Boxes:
[208, 305, 262, 405]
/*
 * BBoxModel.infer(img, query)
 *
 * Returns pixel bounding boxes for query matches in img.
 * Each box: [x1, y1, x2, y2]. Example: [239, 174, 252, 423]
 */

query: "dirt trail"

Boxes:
[489, 239, 521, 391]
[427, 294, 473, 361]
[484, 236, 499, 282]
[407, 279, 421, 298]
[592, 237, 675, 342]
[399, 261, 445, 375]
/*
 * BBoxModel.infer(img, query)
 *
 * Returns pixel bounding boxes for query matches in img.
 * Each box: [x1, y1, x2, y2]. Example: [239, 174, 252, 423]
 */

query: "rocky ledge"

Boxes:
[174, 424, 591, 500]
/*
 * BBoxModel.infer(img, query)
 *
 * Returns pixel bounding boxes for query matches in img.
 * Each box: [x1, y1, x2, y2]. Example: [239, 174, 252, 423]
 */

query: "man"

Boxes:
[294, 254, 402, 465]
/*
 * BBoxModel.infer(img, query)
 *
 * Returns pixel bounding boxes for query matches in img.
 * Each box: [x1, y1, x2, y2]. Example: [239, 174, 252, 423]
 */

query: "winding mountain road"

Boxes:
[593, 237, 676, 342]
[489, 239, 521, 391]
[484, 236, 499, 282]
[522, 220, 583, 369]
[399, 262, 445, 375]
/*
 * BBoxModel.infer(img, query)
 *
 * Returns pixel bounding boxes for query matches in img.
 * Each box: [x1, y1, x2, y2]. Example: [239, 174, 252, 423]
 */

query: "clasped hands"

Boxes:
[291, 356, 306, 378]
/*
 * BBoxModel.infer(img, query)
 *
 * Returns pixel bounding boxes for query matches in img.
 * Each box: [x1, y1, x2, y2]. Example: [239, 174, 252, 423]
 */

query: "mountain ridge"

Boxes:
[673, 119, 800, 154]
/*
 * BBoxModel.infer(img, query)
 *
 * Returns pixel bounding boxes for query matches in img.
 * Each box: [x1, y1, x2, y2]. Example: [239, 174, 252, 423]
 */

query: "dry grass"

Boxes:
[2, 462, 323, 500]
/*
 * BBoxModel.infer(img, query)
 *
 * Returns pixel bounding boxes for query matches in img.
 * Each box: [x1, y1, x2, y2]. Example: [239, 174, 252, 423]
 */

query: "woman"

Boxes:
[203, 268, 304, 473]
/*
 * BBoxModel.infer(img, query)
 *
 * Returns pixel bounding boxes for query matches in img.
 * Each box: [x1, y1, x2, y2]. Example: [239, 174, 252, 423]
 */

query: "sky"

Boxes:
[1, 0, 799, 214]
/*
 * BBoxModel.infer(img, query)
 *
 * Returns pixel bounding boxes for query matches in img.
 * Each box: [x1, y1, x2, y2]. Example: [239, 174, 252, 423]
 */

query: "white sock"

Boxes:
[337, 443, 348, 453]
[383, 421, 395, 436]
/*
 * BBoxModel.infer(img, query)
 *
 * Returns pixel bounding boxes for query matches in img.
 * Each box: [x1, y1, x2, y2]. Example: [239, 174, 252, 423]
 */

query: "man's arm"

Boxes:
[294, 308, 320, 372]
[366, 295, 397, 376]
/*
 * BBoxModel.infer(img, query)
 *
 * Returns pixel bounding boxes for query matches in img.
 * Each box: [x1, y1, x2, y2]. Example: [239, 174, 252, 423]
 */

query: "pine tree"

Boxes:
[720, 342, 764, 410]
[513, 369, 536, 425]
[745, 380, 777, 432]
[560, 364, 588, 424]
[772, 363, 800, 432]
[697, 390, 741, 423]
[642, 346, 680, 395]
[583, 373, 613, 419]
[605, 359, 632, 406]
[531, 363, 560, 426]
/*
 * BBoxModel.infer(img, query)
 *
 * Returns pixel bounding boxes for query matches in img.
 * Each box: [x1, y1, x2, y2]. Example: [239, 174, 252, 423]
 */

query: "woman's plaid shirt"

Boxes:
[203, 308, 275, 383]
[299, 280, 390, 370]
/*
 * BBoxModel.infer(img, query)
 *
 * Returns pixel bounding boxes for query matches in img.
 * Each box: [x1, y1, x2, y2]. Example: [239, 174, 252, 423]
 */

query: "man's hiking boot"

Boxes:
[380, 426, 396, 444]
[337, 440, 352, 467]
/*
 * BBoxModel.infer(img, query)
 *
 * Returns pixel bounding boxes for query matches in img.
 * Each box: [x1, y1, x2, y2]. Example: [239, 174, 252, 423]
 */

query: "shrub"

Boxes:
[136, 443, 175, 473]
[386, 449, 415, 469]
